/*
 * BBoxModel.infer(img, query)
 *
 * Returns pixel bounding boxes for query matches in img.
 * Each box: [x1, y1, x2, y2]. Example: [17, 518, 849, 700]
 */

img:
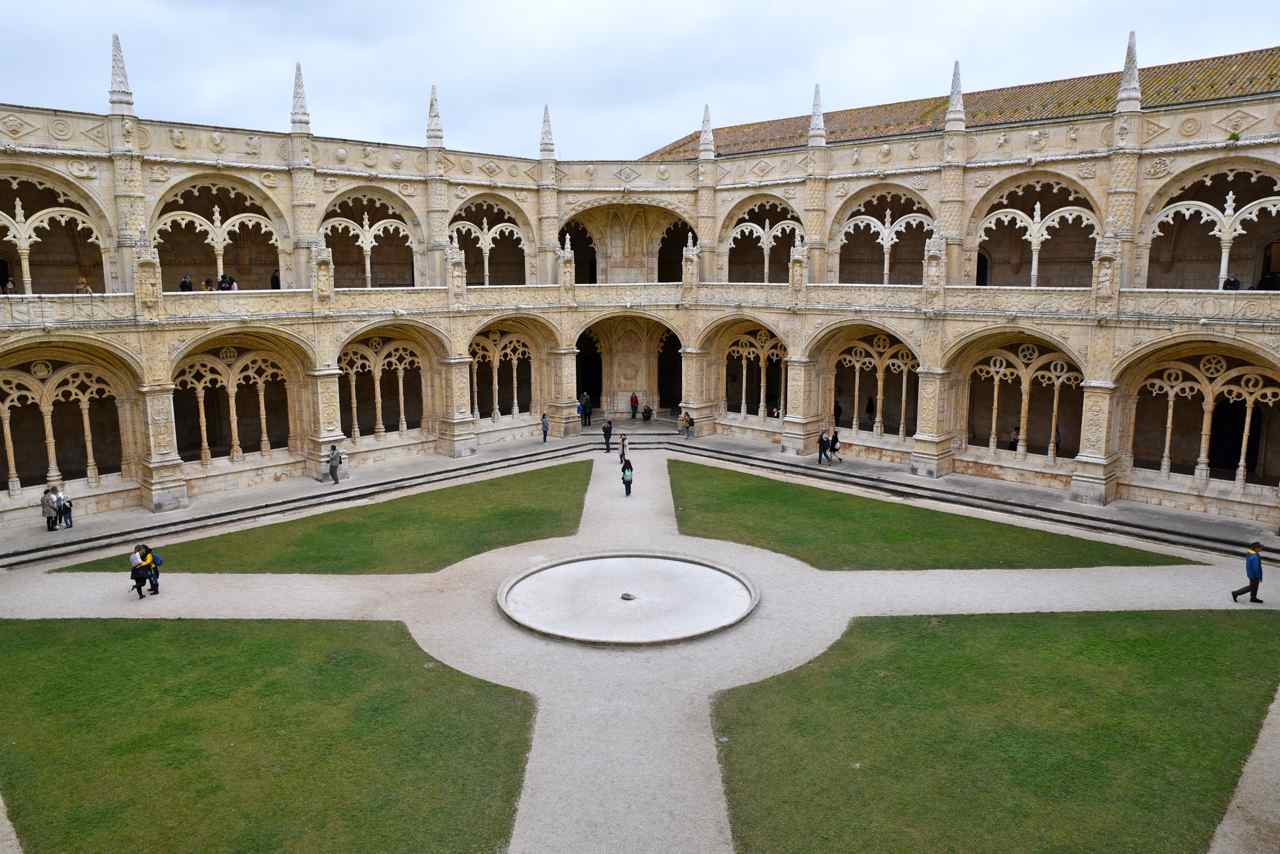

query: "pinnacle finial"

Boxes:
[808, 84, 826, 146]
[540, 105, 555, 158]
[699, 104, 715, 159]
[109, 34, 134, 115]
[426, 84, 444, 148]
[1117, 31, 1142, 113]
[291, 62, 311, 133]
[945, 60, 966, 131]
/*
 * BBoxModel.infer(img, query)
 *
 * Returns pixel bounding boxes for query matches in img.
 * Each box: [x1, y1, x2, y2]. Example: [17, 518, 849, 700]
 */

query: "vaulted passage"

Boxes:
[576, 316, 682, 419]
[154, 184, 280, 291]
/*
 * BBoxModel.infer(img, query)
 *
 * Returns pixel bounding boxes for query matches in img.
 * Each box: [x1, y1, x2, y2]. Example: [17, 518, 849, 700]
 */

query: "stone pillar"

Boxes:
[679, 347, 717, 436]
[780, 357, 821, 455]
[696, 106, 719, 281]
[545, 347, 581, 438]
[303, 368, 348, 480]
[1069, 381, 1121, 505]
[681, 235, 699, 303]
[108, 123, 144, 295]
[909, 368, 955, 478]
[537, 108, 559, 285]
[132, 247, 164, 320]
[436, 355, 478, 456]
[136, 383, 189, 511]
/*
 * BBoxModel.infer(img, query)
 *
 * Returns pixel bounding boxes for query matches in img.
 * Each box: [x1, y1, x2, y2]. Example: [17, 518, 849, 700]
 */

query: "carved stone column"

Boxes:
[109, 119, 144, 295]
[909, 368, 955, 478]
[436, 355, 478, 456]
[546, 347, 581, 438]
[1069, 381, 1121, 505]
[303, 368, 348, 480]
[137, 383, 189, 511]
[780, 357, 820, 455]
[679, 347, 716, 436]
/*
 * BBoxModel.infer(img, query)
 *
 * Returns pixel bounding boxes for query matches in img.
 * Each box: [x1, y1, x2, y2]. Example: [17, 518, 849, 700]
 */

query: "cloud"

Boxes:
[2, 0, 1273, 160]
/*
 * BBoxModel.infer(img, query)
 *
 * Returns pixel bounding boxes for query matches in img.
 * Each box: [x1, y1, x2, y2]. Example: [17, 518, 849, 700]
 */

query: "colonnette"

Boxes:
[2, 34, 1280, 524]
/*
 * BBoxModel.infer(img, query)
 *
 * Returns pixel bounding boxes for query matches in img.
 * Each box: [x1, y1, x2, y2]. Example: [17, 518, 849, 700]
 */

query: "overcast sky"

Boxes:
[3, 1, 1275, 160]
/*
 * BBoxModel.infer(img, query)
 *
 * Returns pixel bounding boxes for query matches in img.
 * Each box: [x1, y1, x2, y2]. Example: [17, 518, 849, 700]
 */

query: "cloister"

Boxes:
[1, 34, 1280, 523]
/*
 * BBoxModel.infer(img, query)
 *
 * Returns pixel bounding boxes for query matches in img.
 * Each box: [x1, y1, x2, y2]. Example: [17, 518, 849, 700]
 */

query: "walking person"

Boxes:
[818, 430, 830, 465]
[618, 433, 629, 465]
[621, 458, 634, 497]
[829, 427, 842, 464]
[56, 486, 73, 529]
[326, 444, 343, 486]
[541, 412, 549, 443]
[630, 391, 639, 420]
[1233, 541, 1265, 603]
[129, 548, 149, 600]
[602, 419, 613, 453]
[41, 488, 58, 532]
[684, 412, 695, 439]
[136, 544, 161, 596]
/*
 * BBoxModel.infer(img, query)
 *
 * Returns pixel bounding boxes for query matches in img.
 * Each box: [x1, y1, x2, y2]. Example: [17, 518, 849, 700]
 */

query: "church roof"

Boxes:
[640, 46, 1280, 160]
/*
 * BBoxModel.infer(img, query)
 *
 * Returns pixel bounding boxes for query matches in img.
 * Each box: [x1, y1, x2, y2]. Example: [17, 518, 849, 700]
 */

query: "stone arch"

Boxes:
[1140, 156, 1280, 227]
[0, 163, 116, 240]
[694, 312, 789, 354]
[321, 185, 426, 244]
[1112, 331, 1280, 386]
[802, 316, 921, 363]
[466, 315, 556, 424]
[721, 195, 805, 283]
[1116, 339, 1280, 486]
[171, 325, 317, 377]
[808, 321, 922, 440]
[448, 192, 535, 240]
[963, 170, 1102, 239]
[459, 312, 563, 354]
[335, 318, 451, 362]
[826, 183, 935, 244]
[947, 329, 1087, 463]
[0, 332, 146, 387]
[569, 308, 682, 345]
[0, 168, 116, 294]
[558, 196, 697, 236]
[574, 311, 686, 416]
[449, 194, 532, 286]
[717, 192, 799, 248]
[151, 173, 291, 238]
[336, 327, 441, 443]
[695, 315, 790, 425]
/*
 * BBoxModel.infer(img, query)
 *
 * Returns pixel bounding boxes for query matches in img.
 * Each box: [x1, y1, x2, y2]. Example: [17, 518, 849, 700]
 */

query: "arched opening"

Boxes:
[154, 184, 280, 291]
[0, 177, 107, 294]
[826, 333, 919, 440]
[657, 220, 696, 282]
[558, 220, 597, 284]
[450, 201, 527, 286]
[1126, 350, 1280, 486]
[321, 195, 416, 289]
[963, 340, 1084, 461]
[575, 316, 681, 419]
[338, 335, 434, 445]
[468, 322, 545, 427]
[172, 341, 299, 466]
[723, 328, 787, 419]
[1144, 169, 1280, 290]
[835, 192, 934, 285]
[975, 181, 1097, 288]
[727, 201, 802, 283]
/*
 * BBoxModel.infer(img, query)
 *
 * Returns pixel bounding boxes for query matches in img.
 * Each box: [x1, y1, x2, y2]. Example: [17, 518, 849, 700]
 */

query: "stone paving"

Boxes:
[0, 447, 1276, 852]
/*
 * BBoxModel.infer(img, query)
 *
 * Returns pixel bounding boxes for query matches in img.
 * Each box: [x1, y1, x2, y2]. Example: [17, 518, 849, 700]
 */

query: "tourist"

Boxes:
[1223, 272, 1242, 291]
[229, 276, 239, 291]
[40, 488, 58, 532]
[1008, 427, 1020, 452]
[576, 399, 584, 426]
[642, 404, 653, 422]
[135, 544, 161, 596]
[621, 458, 634, 497]
[326, 444, 343, 486]
[179, 273, 193, 292]
[683, 412, 695, 439]
[1232, 542, 1264, 603]
[53, 486, 72, 529]
[541, 412, 549, 443]
[818, 430, 830, 465]
[618, 433, 629, 465]
[271, 269, 281, 290]
[202, 277, 215, 292]
[129, 548, 150, 600]
[602, 419, 613, 453]
[630, 391, 639, 420]
[75, 276, 94, 295]
[217, 274, 231, 291]
[830, 427, 842, 463]
[583, 393, 593, 427]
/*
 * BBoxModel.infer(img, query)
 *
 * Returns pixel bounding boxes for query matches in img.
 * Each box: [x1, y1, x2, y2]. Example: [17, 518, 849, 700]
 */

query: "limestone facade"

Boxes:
[3, 35, 1280, 522]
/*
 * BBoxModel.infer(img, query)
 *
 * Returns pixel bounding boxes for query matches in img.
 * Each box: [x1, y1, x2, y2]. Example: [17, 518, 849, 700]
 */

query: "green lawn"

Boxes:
[715, 611, 1280, 854]
[59, 461, 591, 573]
[0, 619, 533, 854]
[668, 460, 1188, 570]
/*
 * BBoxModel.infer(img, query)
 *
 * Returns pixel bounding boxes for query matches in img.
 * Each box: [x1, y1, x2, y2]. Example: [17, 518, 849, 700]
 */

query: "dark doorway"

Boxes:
[976, 252, 990, 286]
[1209, 399, 1263, 481]
[658, 332, 682, 412]
[576, 332, 602, 409]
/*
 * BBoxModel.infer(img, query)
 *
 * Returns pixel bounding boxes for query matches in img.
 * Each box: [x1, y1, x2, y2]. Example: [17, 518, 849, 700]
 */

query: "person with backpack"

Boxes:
[818, 430, 830, 465]
[41, 488, 58, 532]
[621, 458, 634, 497]
[602, 419, 613, 453]
[136, 544, 161, 595]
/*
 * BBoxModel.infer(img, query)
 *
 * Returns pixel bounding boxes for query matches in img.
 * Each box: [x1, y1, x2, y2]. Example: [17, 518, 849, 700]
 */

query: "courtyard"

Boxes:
[0, 442, 1276, 853]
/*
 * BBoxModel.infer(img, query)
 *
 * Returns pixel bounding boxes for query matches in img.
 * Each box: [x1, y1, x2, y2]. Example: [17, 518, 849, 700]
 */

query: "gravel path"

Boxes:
[0, 448, 1275, 853]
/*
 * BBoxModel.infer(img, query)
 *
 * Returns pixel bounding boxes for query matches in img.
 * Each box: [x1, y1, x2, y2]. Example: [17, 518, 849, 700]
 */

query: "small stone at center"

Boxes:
[620, 592, 637, 601]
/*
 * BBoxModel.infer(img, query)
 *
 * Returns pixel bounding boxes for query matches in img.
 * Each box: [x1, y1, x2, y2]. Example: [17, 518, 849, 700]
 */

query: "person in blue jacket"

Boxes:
[1232, 542, 1264, 603]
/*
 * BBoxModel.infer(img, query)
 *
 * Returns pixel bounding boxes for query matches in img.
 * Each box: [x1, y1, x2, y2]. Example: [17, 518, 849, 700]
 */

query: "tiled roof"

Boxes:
[641, 46, 1280, 160]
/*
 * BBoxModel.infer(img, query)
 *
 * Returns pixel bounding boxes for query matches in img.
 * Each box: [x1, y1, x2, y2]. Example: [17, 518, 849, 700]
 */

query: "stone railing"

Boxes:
[0, 293, 137, 326]
[1117, 289, 1280, 322]
[6, 280, 1280, 331]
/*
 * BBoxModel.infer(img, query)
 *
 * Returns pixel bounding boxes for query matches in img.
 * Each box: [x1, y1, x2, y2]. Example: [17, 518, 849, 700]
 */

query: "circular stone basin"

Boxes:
[498, 554, 759, 645]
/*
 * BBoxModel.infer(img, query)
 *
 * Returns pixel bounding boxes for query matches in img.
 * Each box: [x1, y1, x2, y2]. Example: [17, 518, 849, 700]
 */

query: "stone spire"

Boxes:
[426, 84, 444, 148]
[808, 84, 826, 146]
[1116, 31, 1142, 113]
[698, 104, 715, 159]
[945, 61, 966, 131]
[540, 105, 555, 158]
[108, 34, 134, 115]
[291, 62, 311, 133]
